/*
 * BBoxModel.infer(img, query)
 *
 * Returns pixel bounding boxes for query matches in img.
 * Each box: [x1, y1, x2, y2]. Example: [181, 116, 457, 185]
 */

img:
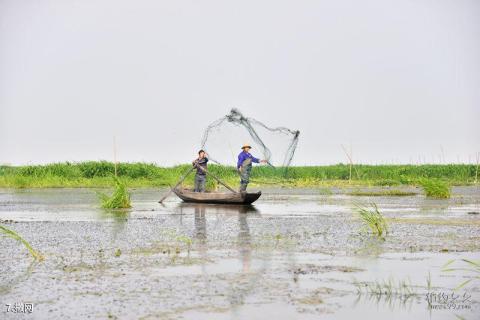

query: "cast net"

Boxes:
[200, 109, 300, 175]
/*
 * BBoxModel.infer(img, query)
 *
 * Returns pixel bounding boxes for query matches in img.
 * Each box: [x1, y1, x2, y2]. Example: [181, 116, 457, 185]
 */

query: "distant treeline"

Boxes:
[0, 161, 477, 188]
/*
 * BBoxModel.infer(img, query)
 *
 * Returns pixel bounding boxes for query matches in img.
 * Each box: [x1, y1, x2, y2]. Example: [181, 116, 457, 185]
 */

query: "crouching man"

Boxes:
[192, 150, 208, 192]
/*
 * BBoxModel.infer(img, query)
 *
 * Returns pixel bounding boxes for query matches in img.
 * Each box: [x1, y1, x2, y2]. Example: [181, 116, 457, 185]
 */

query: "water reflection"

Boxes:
[353, 286, 419, 312]
[176, 203, 259, 251]
[176, 203, 266, 311]
[177, 203, 260, 215]
[176, 203, 259, 246]
[193, 205, 207, 242]
[238, 212, 251, 272]
[98, 209, 130, 239]
[418, 199, 451, 214]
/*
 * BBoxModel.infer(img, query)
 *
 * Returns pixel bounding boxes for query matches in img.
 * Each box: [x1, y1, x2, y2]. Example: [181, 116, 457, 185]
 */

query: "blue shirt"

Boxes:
[237, 151, 259, 169]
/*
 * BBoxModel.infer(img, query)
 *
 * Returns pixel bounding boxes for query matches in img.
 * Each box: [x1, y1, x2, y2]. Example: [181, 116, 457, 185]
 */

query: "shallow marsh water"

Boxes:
[0, 186, 479, 319]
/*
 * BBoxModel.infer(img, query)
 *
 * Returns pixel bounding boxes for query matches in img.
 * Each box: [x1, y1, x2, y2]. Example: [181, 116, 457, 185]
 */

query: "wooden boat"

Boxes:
[173, 188, 261, 205]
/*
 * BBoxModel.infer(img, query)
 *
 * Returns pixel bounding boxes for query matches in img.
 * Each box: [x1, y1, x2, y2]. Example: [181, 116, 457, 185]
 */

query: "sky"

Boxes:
[0, 0, 479, 166]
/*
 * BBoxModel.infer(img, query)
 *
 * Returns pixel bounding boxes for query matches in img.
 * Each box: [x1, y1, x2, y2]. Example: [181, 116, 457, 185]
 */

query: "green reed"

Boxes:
[420, 179, 451, 199]
[97, 177, 131, 209]
[0, 225, 44, 261]
[354, 202, 388, 240]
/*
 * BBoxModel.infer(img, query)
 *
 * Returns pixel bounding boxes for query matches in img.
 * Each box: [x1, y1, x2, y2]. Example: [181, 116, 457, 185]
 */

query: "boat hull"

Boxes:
[173, 189, 261, 205]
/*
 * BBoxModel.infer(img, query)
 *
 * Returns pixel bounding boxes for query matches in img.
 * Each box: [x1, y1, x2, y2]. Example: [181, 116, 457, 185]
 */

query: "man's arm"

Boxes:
[237, 153, 244, 169]
[252, 156, 268, 164]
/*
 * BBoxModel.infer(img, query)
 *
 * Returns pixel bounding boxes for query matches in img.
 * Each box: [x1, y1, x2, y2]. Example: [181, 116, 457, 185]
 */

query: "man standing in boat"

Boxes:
[237, 144, 267, 192]
[193, 150, 208, 192]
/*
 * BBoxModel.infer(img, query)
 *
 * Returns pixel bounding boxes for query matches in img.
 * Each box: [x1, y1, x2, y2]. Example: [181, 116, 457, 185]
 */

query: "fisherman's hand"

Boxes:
[260, 160, 268, 164]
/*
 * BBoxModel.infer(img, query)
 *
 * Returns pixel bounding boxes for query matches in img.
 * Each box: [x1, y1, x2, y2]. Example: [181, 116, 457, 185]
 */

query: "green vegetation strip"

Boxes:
[0, 162, 477, 188]
[348, 190, 417, 196]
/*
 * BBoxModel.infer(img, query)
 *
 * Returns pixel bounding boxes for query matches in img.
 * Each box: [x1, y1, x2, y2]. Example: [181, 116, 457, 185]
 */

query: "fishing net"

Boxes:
[200, 109, 300, 175]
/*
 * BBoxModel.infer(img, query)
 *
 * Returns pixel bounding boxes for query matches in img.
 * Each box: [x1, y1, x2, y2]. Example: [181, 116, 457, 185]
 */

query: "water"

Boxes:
[0, 186, 479, 319]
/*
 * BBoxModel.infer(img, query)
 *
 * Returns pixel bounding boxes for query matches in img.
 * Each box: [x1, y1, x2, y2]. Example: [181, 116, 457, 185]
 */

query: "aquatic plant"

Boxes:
[353, 277, 416, 308]
[0, 225, 44, 261]
[97, 177, 131, 209]
[426, 272, 432, 291]
[420, 179, 451, 199]
[354, 202, 388, 240]
[318, 187, 333, 195]
[354, 277, 415, 298]
[442, 259, 480, 290]
[348, 190, 417, 196]
[175, 235, 193, 256]
[375, 179, 402, 186]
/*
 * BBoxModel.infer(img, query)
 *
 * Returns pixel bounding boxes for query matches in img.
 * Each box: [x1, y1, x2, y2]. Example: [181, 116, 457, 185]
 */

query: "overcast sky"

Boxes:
[1, 0, 479, 166]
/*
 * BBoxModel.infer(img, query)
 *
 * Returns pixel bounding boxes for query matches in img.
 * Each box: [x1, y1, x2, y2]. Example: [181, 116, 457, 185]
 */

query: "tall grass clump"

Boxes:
[0, 225, 44, 261]
[419, 179, 451, 199]
[354, 202, 388, 240]
[97, 177, 131, 209]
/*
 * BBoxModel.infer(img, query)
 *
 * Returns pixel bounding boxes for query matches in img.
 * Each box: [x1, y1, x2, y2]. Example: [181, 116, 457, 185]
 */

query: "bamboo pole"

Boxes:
[113, 136, 118, 177]
[341, 144, 359, 182]
[341, 145, 352, 183]
[158, 166, 196, 203]
[195, 164, 237, 193]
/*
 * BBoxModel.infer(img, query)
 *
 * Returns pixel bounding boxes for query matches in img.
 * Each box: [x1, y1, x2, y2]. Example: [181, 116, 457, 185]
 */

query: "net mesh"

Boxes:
[200, 108, 300, 174]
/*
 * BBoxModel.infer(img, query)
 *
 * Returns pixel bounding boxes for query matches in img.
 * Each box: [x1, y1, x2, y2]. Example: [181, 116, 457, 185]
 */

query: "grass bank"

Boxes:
[0, 162, 477, 189]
